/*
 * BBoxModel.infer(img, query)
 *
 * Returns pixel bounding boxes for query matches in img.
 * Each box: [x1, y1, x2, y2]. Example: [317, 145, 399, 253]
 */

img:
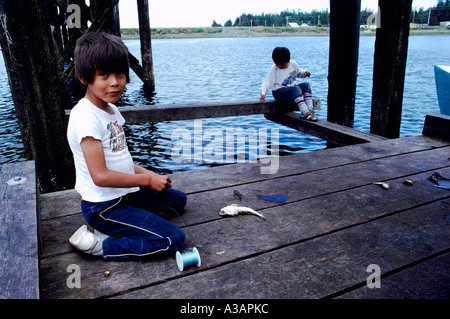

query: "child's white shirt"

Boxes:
[260, 60, 308, 96]
[67, 98, 139, 202]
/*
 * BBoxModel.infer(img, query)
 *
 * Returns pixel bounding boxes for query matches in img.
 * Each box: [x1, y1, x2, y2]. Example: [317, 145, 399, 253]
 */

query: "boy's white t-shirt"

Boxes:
[67, 98, 139, 202]
[259, 60, 307, 96]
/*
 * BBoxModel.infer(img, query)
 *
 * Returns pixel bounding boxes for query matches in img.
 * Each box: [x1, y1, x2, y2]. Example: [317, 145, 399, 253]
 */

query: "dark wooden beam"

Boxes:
[327, 0, 361, 128]
[265, 112, 387, 146]
[66, 99, 299, 123]
[370, 0, 413, 138]
[422, 113, 450, 141]
[64, 98, 386, 146]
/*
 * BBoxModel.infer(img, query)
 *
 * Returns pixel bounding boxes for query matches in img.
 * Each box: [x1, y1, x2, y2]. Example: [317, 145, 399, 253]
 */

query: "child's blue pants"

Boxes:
[81, 187, 186, 260]
[272, 82, 312, 101]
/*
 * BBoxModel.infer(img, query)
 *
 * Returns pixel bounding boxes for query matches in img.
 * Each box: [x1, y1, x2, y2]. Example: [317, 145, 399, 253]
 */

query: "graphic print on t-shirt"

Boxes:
[107, 121, 126, 152]
[282, 71, 297, 86]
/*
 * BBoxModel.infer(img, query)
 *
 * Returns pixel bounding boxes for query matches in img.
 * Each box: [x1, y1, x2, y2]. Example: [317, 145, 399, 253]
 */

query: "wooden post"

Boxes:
[327, 0, 361, 128]
[137, 0, 155, 91]
[90, 0, 121, 36]
[0, 0, 75, 192]
[370, 0, 412, 138]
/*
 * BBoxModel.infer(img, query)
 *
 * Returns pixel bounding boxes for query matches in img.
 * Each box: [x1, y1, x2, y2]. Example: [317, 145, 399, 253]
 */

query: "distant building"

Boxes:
[409, 23, 429, 28]
[288, 22, 300, 28]
[361, 24, 377, 29]
[440, 21, 450, 27]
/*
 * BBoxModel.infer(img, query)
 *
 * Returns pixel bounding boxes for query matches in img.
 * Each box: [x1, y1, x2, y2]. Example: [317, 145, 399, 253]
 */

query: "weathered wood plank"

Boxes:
[338, 252, 450, 299]
[116, 198, 450, 299]
[39, 166, 450, 298]
[265, 112, 387, 146]
[39, 135, 450, 221]
[39, 145, 450, 258]
[422, 113, 450, 141]
[40, 189, 82, 220]
[0, 161, 40, 299]
[180, 145, 450, 225]
[41, 148, 450, 259]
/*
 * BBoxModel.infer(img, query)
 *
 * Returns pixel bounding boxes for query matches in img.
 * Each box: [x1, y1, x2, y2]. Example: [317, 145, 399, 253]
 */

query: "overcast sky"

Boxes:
[118, 0, 440, 28]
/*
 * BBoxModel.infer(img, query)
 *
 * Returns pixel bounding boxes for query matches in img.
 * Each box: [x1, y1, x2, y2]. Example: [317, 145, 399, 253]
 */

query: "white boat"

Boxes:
[434, 65, 450, 116]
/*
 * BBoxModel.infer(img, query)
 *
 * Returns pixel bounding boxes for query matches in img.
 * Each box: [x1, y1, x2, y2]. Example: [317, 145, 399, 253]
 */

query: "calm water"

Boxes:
[1, 35, 449, 173]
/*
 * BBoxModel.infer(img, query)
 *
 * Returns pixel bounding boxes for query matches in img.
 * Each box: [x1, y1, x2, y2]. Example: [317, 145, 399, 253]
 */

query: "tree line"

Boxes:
[212, 0, 450, 27]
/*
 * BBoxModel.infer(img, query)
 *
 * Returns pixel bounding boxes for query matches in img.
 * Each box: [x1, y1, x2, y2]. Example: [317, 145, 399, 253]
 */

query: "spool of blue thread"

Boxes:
[176, 247, 201, 271]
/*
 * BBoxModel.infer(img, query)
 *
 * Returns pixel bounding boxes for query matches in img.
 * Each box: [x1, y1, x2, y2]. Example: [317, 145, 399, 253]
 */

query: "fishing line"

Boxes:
[176, 247, 201, 271]
[156, 204, 186, 228]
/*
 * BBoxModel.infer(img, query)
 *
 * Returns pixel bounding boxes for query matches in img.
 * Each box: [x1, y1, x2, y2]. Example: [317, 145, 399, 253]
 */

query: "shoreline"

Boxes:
[121, 26, 450, 40]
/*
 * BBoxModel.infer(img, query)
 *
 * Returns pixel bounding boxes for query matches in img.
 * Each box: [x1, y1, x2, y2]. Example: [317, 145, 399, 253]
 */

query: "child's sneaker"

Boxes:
[69, 225, 103, 256]
[93, 228, 109, 241]
[304, 110, 318, 121]
[299, 104, 318, 121]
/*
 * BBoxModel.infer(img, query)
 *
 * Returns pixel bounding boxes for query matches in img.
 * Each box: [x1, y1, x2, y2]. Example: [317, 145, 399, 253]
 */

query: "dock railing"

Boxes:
[65, 98, 387, 146]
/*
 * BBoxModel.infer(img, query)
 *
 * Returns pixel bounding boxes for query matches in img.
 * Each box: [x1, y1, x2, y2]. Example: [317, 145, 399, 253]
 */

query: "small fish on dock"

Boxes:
[220, 204, 266, 221]
[403, 179, 415, 186]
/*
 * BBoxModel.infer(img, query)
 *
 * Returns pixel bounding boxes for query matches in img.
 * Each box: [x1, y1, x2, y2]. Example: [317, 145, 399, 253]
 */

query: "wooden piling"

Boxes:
[0, 0, 75, 192]
[370, 0, 413, 138]
[90, 0, 121, 36]
[137, 0, 155, 91]
[327, 0, 361, 128]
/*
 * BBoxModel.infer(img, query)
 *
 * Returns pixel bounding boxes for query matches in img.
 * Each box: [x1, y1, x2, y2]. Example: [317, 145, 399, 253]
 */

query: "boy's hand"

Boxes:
[260, 94, 266, 103]
[136, 167, 172, 192]
[149, 174, 172, 192]
[305, 71, 311, 77]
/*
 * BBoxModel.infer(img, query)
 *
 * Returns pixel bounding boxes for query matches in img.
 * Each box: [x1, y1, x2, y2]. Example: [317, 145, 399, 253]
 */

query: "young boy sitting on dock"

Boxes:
[260, 47, 318, 121]
[67, 32, 186, 260]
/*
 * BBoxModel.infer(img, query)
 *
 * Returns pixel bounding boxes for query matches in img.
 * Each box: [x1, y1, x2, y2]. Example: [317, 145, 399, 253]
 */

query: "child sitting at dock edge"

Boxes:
[260, 47, 318, 121]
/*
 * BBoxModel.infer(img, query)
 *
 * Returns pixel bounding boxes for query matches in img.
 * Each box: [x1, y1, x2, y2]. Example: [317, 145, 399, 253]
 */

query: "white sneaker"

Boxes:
[94, 229, 109, 241]
[69, 225, 103, 256]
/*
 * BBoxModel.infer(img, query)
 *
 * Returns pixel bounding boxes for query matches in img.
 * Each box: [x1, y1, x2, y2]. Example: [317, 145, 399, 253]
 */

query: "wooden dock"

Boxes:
[1, 112, 449, 300]
[1, 0, 443, 304]
[36, 115, 449, 299]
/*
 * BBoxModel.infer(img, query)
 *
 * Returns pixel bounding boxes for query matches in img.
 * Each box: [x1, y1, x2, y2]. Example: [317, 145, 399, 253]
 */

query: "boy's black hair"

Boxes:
[272, 47, 290, 65]
[74, 32, 130, 85]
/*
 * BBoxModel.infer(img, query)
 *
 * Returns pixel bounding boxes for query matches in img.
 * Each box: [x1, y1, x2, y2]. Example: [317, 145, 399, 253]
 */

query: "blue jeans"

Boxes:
[272, 82, 312, 101]
[81, 187, 187, 261]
